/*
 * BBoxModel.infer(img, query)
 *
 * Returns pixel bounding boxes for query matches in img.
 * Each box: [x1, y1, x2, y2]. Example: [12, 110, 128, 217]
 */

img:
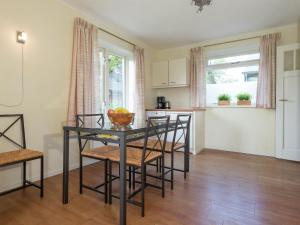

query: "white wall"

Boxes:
[0, 0, 154, 192]
[153, 23, 299, 156]
[205, 108, 275, 156]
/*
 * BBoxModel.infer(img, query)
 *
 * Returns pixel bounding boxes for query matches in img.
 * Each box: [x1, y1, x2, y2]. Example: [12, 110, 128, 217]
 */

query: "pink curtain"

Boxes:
[67, 18, 100, 125]
[190, 47, 206, 108]
[133, 46, 145, 124]
[256, 33, 281, 109]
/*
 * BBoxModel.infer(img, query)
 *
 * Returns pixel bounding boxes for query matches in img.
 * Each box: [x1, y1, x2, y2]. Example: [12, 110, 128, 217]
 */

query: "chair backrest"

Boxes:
[76, 114, 104, 128]
[142, 116, 170, 165]
[172, 114, 192, 149]
[0, 114, 26, 149]
[75, 114, 105, 152]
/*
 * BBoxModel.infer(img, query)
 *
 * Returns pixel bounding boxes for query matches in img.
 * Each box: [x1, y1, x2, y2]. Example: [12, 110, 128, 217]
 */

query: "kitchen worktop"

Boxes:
[146, 108, 206, 112]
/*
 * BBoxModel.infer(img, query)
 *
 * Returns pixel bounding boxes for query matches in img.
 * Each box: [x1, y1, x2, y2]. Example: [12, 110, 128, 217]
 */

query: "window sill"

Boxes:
[206, 104, 256, 108]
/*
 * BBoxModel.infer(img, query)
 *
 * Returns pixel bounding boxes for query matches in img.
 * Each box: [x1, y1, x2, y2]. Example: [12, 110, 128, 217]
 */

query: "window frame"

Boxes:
[205, 49, 260, 108]
[206, 50, 260, 70]
[99, 47, 131, 111]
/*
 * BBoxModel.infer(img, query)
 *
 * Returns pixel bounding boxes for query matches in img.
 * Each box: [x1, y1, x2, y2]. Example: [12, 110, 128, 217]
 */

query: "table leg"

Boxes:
[184, 131, 190, 175]
[63, 129, 70, 204]
[119, 134, 127, 225]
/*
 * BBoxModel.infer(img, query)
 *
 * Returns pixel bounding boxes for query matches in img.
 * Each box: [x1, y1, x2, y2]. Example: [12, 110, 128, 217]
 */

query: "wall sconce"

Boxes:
[16, 31, 27, 44]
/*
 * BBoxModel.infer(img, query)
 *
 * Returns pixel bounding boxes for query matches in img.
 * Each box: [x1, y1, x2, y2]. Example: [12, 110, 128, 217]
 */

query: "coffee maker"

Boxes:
[156, 96, 171, 109]
[156, 96, 165, 109]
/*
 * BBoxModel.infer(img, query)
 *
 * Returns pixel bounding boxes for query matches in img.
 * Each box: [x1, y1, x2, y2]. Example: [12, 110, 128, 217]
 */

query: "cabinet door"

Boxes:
[169, 58, 189, 86]
[152, 61, 168, 87]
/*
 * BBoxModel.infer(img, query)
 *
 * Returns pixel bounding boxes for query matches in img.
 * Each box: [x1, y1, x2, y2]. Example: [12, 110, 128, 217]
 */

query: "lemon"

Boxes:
[115, 107, 129, 113]
[98, 134, 119, 140]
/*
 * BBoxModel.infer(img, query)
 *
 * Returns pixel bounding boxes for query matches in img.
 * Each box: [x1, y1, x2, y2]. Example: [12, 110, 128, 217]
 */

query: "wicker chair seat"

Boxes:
[106, 147, 162, 167]
[81, 145, 119, 160]
[127, 139, 185, 152]
[0, 149, 43, 167]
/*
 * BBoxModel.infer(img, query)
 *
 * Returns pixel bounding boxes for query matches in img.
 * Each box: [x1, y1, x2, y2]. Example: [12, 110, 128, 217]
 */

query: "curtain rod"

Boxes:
[97, 25, 261, 49]
[203, 35, 261, 48]
[97, 26, 136, 47]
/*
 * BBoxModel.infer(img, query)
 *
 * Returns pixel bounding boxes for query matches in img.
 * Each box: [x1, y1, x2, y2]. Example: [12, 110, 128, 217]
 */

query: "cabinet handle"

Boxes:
[161, 82, 167, 85]
[170, 81, 176, 84]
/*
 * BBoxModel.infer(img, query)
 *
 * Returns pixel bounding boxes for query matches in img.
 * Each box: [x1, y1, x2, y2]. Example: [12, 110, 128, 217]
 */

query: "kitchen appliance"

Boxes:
[165, 101, 171, 109]
[156, 96, 170, 109]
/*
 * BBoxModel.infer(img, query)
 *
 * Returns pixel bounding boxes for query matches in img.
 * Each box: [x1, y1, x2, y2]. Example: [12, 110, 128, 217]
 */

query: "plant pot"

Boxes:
[218, 100, 230, 106]
[237, 100, 251, 106]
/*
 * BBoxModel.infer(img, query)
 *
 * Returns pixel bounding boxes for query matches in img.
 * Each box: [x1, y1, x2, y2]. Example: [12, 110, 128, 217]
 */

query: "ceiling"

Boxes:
[62, 0, 300, 49]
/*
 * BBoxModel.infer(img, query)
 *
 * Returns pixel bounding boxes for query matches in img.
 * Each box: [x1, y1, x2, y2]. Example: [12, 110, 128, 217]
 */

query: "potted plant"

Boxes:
[218, 94, 231, 106]
[237, 93, 252, 105]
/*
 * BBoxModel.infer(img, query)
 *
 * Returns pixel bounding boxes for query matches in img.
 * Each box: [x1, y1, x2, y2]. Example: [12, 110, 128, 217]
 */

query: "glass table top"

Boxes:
[62, 119, 177, 132]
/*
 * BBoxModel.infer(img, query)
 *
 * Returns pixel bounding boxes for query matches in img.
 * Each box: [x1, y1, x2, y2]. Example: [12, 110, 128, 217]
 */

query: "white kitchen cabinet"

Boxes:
[152, 57, 189, 88]
[152, 61, 169, 87]
[146, 110, 205, 154]
[169, 58, 189, 86]
[146, 111, 166, 117]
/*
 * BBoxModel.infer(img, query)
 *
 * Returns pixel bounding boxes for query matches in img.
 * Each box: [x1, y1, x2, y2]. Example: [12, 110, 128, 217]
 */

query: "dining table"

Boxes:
[61, 118, 190, 225]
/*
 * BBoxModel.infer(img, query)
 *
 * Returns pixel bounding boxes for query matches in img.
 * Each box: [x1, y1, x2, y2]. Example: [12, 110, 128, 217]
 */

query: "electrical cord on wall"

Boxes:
[0, 45, 24, 107]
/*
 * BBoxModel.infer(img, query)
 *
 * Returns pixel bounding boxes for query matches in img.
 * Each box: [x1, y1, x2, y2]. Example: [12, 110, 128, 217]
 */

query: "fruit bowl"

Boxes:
[107, 112, 135, 127]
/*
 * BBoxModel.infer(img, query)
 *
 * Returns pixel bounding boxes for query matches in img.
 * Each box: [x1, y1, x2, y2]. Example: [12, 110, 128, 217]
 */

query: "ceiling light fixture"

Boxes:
[191, 0, 212, 12]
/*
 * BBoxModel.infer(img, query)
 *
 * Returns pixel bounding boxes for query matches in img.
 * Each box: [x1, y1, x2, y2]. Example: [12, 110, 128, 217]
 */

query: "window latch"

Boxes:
[279, 99, 288, 102]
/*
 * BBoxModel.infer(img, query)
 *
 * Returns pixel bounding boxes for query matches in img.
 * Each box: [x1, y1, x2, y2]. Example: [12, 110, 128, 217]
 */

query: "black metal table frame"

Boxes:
[62, 122, 190, 225]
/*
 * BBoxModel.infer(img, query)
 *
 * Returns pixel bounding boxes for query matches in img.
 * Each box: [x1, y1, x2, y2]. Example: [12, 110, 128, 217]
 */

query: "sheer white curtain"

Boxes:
[67, 18, 100, 126]
[256, 33, 281, 109]
[133, 46, 145, 124]
[190, 47, 206, 108]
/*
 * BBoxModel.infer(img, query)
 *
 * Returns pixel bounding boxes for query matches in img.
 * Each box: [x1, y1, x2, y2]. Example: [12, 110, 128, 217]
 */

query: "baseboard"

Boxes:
[0, 159, 96, 193]
[203, 147, 275, 157]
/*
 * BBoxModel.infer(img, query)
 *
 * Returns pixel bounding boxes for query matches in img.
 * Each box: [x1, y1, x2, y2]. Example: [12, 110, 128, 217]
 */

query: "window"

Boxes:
[98, 47, 133, 112]
[108, 54, 125, 108]
[206, 51, 260, 106]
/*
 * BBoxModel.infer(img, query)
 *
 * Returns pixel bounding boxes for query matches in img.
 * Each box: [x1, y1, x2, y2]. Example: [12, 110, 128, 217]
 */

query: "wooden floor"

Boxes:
[1, 149, 300, 225]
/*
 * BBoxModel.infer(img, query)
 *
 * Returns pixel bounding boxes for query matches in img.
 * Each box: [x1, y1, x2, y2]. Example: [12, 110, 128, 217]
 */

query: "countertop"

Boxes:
[146, 108, 206, 112]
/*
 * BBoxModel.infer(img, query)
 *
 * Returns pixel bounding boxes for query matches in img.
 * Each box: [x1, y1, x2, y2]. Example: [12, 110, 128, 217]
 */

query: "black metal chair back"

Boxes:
[171, 114, 192, 150]
[75, 114, 105, 152]
[141, 116, 170, 166]
[76, 114, 104, 128]
[0, 114, 26, 149]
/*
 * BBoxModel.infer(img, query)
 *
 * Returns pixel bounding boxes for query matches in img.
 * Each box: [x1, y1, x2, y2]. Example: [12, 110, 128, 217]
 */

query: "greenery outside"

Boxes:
[108, 54, 123, 73]
[108, 54, 124, 109]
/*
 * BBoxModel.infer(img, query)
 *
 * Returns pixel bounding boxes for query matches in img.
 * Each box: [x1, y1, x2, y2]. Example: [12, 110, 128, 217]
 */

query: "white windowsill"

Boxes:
[206, 103, 256, 108]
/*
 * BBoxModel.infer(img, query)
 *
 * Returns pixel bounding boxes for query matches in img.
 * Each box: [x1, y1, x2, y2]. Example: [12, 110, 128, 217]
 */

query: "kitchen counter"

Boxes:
[146, 108, 206, 112]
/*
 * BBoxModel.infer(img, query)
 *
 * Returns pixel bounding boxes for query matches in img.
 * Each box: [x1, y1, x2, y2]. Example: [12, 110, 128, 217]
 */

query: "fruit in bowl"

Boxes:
[107, 107, 135, 127]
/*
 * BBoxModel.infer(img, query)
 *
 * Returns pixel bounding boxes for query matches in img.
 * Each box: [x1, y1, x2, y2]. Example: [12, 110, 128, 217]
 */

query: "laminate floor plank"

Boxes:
[1, 149, 300, 225]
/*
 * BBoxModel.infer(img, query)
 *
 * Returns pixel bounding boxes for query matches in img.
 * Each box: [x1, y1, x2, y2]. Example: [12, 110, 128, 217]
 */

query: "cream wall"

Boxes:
[0, 0, 154, 192]
[153, 23, 299, 156]
[205, 108, 275, 156]
[298, 18, 300, 43]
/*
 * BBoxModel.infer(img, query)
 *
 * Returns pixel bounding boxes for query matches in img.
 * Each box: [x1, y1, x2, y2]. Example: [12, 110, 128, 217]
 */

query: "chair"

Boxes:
[106, 116, 170, 217]
[76, 114, 118, 203]
[0, 114, 43, 197]
[128, 114, 192, 189]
